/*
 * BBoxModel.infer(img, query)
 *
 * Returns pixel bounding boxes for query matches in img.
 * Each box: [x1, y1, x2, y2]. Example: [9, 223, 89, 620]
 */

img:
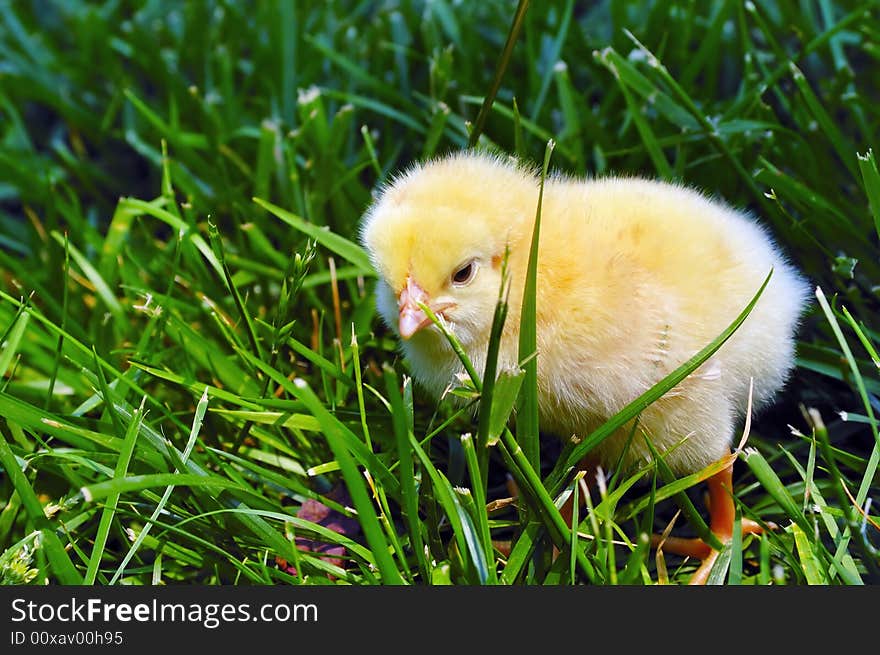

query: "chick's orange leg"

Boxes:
[652, 456, 766, 584]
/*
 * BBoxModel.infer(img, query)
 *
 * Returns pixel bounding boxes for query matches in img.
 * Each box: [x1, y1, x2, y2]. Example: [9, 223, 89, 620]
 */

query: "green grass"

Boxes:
[0, 0, 878, 585]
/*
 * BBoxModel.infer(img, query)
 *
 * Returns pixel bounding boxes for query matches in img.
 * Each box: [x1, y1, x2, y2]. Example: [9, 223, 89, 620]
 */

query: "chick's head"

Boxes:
[361, 153, 536, 349]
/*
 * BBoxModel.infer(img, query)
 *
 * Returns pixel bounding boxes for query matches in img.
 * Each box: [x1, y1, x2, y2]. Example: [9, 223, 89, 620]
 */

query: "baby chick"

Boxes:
[361, 151, 809, 583]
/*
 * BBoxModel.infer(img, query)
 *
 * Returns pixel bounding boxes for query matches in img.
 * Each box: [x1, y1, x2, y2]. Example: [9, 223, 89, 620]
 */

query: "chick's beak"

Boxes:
[398, 276, 432, 340]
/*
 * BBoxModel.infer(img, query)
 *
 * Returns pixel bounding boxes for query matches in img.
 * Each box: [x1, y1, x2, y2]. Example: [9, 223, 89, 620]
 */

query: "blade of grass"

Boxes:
[409, 432, 488, 584]
[569, 475, 580, 585]
[101, 401, 326, 574]
[723, 1, 877, 119]
[640, 434, 723, 551]
[453, 487, 492, 582]
[814, 287, 880, 508]
[622, 31, 774, 216]
[78, 473, 249, 500]
[237, 348, 399, 495]
[791, 522, 827, 584]
[807, 407, 879, 582]
[207, 220, 264, 362]
[84, 396, 145, 584]
[778, 444, 863, 583]
[460, 432, 498, 583]
[840, 306, 879, 371]
[0, 431, 82, 583]
[857, 149, 880, 241]
[517, 139, 554, 471]
[49, 231, 124, 322]
[253, 197, 374, 273]
[351, 329, 373, 450]
[499, 520, 543, 584]
[728, 505, 743, 585]
[476, 248, 511, 477]
[45, 231, 70, 410]
[0, 308, 29, 379]
[619, 532, 651, 585]
[421, 102, 450, 159]
[468, 0, 530, 147]
[743, 447, 812, 534]
[530, 0, 575, 121]
[599, 55, 673, 179]
[293, 378, 405, 584]
[705, 542, 732, 585]
[789, 64, 858, 181]
[383, 365, 428, 583]
[210, 409, 321, 432]
[458, 95, 578, 163]
[116, 197, 224, 278]
[496, 432, 596, 580]
[487, 370, 524, 446]
[109, 387, 209, 584]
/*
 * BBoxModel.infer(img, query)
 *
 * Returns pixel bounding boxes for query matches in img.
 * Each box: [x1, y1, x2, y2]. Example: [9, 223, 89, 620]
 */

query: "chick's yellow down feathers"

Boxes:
[361, 152, 809, 476]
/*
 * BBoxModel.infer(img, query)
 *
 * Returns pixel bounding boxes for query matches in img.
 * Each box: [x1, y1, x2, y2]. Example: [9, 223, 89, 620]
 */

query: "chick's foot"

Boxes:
[651, 457, 769, 585]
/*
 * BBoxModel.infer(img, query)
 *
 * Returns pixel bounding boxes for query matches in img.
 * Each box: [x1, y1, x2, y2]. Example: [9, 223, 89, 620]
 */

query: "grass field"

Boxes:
[0, 0, 878, 586]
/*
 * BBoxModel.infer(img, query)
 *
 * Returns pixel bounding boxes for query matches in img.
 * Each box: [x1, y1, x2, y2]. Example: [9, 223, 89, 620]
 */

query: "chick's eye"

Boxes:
[451, 261, 477, 286]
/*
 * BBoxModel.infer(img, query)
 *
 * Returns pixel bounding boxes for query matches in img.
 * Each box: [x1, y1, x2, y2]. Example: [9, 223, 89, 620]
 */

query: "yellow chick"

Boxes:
[361, 151, 809, 583]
